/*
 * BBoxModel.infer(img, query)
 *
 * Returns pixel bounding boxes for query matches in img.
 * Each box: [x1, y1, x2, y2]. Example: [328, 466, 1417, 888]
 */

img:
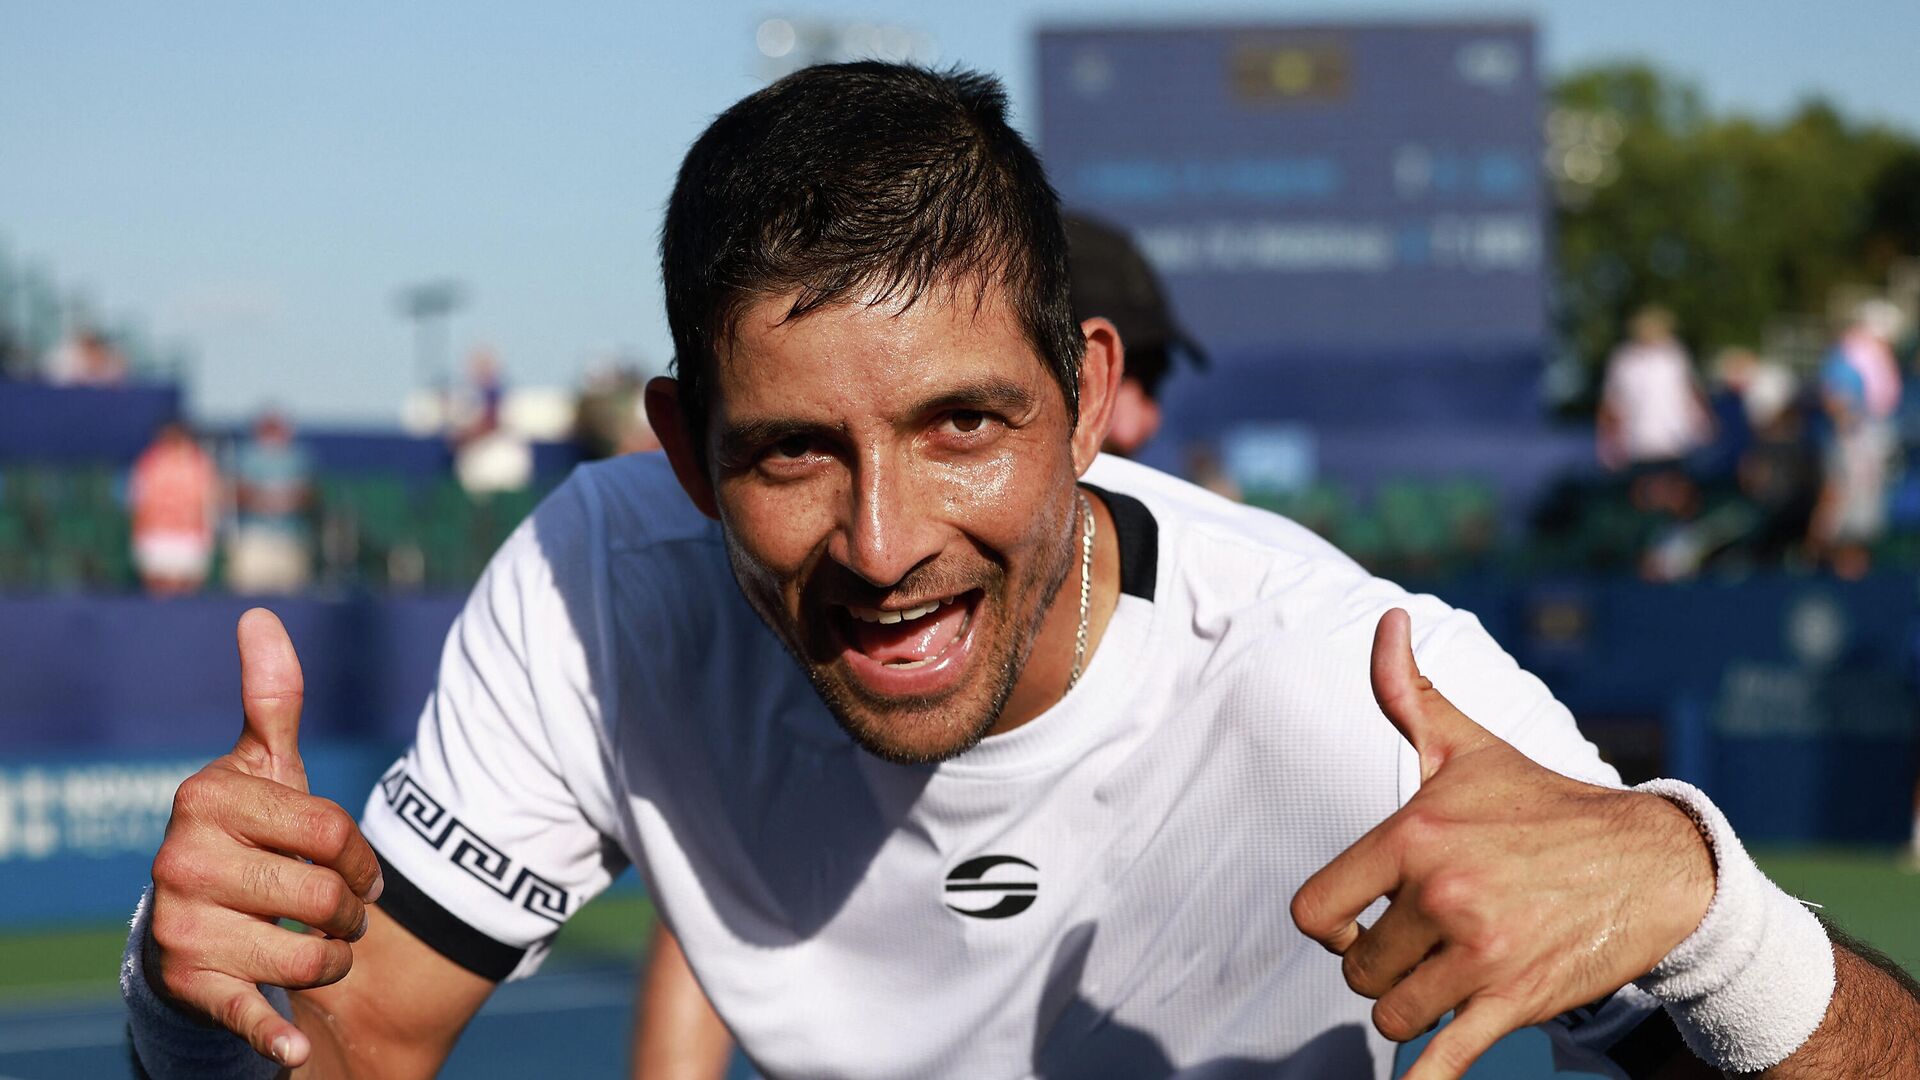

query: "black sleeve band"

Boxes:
[373, 847, 529, 982]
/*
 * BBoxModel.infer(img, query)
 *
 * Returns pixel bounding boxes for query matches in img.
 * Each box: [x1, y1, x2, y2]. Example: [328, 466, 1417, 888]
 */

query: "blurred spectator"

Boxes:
[227, 410, 314, 595]
[1637, 475, 1709, 582]
[574, 363, 661, 460]
[1831, 299, 1904, 420]
[1693, 348, 1762, 484]
[452, 346, 532, 494]
[1732, 385, 1822, 567]
[1596, 306, 1712, 472]
[44, 325, 129, 386]
[453, 345, 506, 443]
[129, 422, 218, 595]
[1740, 354, 1800, 436]
[1063, 213, 1208, 457]
[1185, 444, 1243, 502]
[1811, 300, 1906, 578]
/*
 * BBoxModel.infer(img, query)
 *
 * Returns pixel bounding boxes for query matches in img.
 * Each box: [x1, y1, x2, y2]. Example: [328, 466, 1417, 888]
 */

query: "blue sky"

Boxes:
[5, 1, 1917, 423]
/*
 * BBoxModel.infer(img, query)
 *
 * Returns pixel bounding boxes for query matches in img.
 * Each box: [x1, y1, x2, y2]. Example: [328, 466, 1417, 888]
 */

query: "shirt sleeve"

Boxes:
[359, 476, 626, 982]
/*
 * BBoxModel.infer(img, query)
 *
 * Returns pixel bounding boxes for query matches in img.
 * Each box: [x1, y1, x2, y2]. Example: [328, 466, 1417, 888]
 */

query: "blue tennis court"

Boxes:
[0, 961, 760, 1080]
[0, 963, 1599, 1079]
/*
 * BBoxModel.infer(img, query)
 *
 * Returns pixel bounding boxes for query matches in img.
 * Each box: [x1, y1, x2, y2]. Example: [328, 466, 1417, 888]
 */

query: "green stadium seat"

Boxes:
[0, 507, 29, 588]
[1335, 513, 1390, 570]
[1289, 483, 1350, 539]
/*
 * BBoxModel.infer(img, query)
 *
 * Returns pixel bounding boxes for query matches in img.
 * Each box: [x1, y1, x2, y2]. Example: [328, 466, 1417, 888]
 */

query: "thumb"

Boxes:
[233, 608, 308, 793]
[1370, 608, 1488, 782]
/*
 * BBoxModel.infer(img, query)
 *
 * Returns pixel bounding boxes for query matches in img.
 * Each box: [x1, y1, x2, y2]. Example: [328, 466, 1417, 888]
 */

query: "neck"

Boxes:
[989, 489, 1119, 735]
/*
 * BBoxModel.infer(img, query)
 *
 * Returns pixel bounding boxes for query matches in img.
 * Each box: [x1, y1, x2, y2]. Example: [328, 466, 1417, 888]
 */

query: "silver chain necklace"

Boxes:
[1067, 491, 1094, 692]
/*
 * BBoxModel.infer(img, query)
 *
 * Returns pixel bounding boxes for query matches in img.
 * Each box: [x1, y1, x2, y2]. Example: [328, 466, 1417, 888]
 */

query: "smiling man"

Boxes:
[128, 63, 1919, 1080]
[664, 286, 1099, 765]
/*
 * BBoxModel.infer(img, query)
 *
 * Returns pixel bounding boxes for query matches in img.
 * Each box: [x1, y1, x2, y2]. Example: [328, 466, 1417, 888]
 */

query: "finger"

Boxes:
[1399, 995, 1525, 1080]
[1340, 897, 1442, 999]
[1317, 919, 1362, 956]
[1291, 816, 1403, 953]
[220, 915, 355, 990]
[190, 970, 315, 1068]
[234, 608, 308, 792]
[217, 851, 368, 941]
[1369, 947, 1473, 1043]
[179, 770, 383, 901]
[1369, 609, 1490, 780]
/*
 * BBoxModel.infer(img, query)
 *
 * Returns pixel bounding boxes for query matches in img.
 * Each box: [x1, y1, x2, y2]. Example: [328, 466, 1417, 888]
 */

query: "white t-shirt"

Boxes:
[1601, 342, 1709, 464]
[360, 453, 1662, 1079]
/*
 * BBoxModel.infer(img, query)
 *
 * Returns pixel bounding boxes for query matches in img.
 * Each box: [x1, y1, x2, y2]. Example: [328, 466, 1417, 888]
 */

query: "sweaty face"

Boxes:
[708, 288, 1082, 764]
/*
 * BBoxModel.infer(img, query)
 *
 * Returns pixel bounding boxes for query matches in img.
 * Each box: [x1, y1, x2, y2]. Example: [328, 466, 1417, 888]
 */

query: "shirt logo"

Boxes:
[944, 854, 1038, 919]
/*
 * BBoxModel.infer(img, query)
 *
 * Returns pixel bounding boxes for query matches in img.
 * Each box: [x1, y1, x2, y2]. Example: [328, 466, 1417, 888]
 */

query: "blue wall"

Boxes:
[0, 594, 461, 752]
[0, 578, 1912, 928]
[0, 382, 182, 463]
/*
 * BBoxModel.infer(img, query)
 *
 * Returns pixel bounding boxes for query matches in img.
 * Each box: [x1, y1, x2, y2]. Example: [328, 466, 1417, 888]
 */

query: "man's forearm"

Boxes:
[1751, 928, 1920, 1079]
[633, 925, 733, 1080]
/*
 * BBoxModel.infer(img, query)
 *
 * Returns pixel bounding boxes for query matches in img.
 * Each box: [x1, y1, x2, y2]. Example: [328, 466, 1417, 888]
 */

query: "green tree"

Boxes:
[1550, 64, 1920, 406]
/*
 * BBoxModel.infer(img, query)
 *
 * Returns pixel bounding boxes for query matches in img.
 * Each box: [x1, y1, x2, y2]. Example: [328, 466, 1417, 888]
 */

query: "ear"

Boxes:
[644, 376, 720, 520]
[1071, 317, 1125, 476]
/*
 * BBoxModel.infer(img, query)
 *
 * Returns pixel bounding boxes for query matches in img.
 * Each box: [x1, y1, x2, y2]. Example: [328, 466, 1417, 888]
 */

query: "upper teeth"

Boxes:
[849, 597, 952, 625]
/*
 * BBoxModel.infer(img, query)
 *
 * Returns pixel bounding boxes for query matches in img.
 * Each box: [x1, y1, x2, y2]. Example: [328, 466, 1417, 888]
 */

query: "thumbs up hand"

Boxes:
[1290, 610, 1717, 1080]
[145, 609, 385, 1069]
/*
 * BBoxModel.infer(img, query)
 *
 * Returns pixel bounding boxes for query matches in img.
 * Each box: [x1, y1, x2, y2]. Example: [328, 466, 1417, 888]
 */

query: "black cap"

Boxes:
[1065, 212, 1208, 396]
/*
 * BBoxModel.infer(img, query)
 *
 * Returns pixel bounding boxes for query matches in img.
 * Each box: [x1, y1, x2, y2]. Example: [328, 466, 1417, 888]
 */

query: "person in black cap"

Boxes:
[1064, 212, 1208, 456]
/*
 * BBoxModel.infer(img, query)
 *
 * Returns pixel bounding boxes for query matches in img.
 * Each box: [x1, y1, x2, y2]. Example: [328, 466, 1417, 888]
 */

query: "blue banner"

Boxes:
[1039, 21, 1546, 356]
[0, 742, 400, 926]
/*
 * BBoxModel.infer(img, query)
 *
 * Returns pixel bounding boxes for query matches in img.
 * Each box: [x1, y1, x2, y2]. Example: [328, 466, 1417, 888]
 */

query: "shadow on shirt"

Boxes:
[1031, 921, 1374, 1078]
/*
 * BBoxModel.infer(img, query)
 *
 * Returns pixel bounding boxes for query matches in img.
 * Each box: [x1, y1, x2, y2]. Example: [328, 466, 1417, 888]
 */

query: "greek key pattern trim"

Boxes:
[380, 765, 571, 924]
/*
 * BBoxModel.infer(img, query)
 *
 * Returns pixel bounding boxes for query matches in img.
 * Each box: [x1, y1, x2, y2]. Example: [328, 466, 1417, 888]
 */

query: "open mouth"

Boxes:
[831, 589, 982, 694]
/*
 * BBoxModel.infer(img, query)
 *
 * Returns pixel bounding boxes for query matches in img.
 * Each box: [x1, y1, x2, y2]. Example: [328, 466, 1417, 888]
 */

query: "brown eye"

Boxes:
[774, 434, 813, 458]
[950, 411, 985, 433]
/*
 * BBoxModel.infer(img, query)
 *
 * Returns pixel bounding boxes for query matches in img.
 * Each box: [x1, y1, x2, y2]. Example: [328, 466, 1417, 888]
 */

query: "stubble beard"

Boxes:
[721, 496, 1081, 765]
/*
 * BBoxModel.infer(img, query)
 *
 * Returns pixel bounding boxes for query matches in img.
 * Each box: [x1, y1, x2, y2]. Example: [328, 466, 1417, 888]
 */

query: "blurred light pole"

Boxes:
[395, 280, 467, 396]
[22, 262, 60, 361]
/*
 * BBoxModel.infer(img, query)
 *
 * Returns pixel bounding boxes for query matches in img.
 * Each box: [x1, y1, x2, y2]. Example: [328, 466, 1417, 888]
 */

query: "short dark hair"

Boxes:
[660, 62, 1082, 456]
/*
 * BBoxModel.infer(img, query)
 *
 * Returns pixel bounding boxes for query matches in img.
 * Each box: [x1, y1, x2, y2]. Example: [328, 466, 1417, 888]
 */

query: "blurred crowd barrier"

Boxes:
[0, 462, 558, 594]
[0, 378, 580, 594]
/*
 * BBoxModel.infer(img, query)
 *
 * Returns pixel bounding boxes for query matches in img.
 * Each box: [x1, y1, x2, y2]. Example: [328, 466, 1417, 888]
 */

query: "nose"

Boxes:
[829, 451, 944, 588]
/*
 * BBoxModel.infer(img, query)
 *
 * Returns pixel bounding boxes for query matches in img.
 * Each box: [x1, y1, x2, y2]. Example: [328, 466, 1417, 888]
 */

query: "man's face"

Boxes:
[703, 286, 1082, 764]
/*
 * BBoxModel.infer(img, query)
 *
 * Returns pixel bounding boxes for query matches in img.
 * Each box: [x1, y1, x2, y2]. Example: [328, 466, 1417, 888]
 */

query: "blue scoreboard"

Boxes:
[1038, 21, 1546, 363]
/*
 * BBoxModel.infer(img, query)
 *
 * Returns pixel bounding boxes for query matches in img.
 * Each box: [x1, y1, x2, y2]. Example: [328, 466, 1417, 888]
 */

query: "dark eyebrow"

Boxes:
[715, 417, 839, 465]
[911, 376, 1035, 419]
[715, 377, 1037, 464]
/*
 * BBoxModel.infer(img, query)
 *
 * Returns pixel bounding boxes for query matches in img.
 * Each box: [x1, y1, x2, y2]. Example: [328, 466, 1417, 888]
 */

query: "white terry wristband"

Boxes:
[1632, 779, 1836, 1073]
[122, 888, 287, 1080]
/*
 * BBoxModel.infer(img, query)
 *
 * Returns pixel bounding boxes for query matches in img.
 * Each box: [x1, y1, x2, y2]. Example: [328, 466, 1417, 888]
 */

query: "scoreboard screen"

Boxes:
[1038, 22, 1546, 357]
